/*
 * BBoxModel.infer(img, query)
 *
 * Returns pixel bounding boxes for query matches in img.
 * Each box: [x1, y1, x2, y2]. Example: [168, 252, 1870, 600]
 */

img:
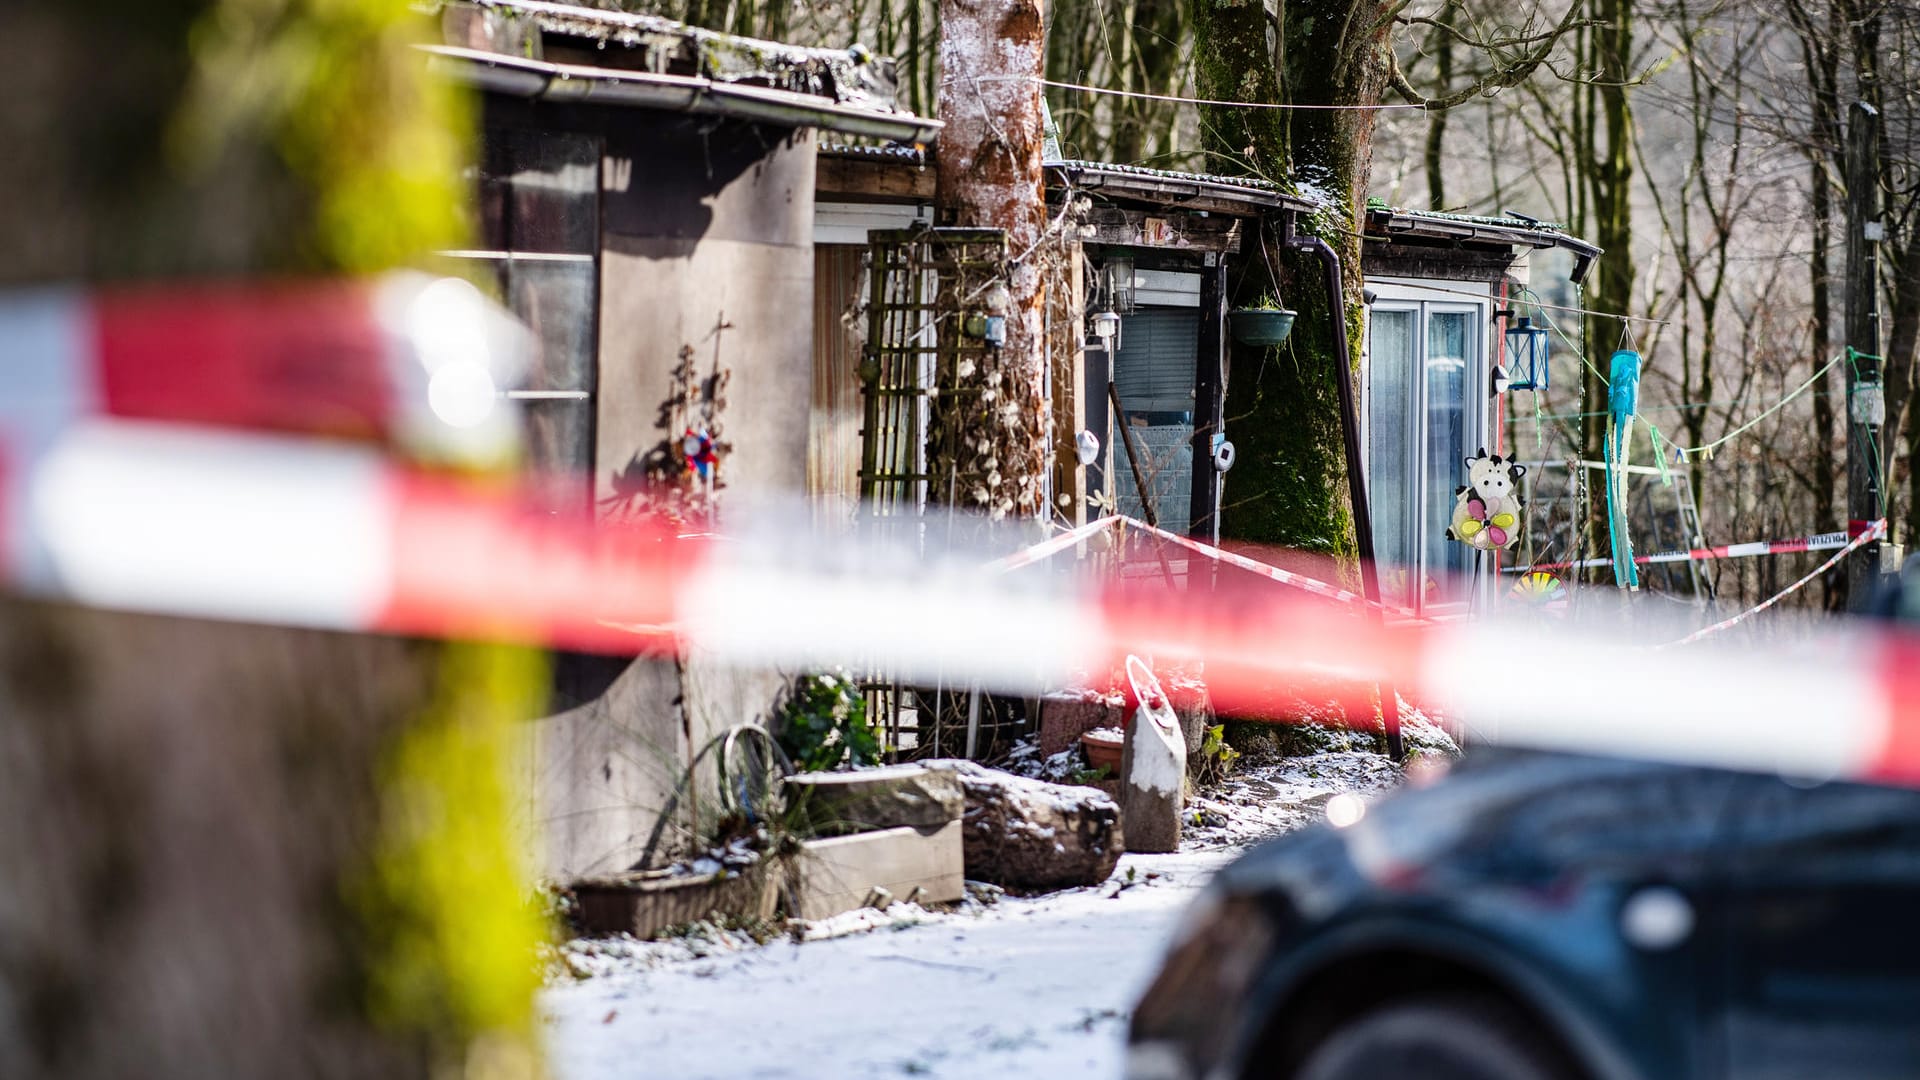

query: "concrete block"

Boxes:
[793, 820, 964, 921]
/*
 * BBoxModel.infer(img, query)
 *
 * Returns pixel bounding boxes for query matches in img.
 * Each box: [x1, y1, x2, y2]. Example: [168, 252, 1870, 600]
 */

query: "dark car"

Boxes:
[1127, 750, 1920, 1080]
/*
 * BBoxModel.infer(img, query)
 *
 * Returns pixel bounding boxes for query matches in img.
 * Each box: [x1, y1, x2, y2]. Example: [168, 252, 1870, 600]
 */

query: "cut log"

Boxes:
[922, 759, 1123, 889]
[792, 821, 965, 920]
[1168, 677, 1216, 774]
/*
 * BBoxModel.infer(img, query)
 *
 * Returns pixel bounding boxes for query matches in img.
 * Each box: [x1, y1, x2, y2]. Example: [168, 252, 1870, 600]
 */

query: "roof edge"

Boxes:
[425, 44, 942, 142]
[1364, 205, 1602, 284]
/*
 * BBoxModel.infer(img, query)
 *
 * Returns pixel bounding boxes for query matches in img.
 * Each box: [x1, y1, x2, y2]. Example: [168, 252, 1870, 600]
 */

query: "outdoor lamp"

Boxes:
[1502, 312, 1550, 391]
[1489, 362, 1513, 397]
[1090, 309, 1121, 349]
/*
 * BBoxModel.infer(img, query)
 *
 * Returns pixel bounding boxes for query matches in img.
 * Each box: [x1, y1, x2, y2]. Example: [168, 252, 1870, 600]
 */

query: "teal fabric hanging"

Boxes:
[1605, 350, 1642, 589]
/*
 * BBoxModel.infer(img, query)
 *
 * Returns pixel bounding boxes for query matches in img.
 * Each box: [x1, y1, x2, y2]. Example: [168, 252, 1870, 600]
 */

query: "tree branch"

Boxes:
[1392, 2, 1591, 111]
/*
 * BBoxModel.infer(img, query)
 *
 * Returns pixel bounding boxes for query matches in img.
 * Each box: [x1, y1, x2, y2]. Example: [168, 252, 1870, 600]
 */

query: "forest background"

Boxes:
[617, 0, 1920, 615]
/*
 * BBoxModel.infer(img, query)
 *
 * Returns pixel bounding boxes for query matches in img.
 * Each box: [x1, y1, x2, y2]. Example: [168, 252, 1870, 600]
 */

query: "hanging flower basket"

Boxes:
[1228, 307, 1297, 346]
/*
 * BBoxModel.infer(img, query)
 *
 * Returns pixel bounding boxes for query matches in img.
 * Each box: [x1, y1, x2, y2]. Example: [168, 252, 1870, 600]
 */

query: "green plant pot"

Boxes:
[1228, 307, 1297, 346]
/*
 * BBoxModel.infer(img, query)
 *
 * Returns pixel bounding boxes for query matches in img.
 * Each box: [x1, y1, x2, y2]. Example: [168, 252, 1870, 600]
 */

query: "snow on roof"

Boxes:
[441, 0, 927, 121]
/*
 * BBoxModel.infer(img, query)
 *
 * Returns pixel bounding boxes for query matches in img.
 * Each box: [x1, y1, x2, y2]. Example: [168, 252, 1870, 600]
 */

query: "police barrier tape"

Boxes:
[1661, 520, 1886, 647]
[990, 514, 1416, 618]
[1513, 525, 1868, 573]
[0, 274, 532, 465]
[983, 515, 1123, 573]
[8, 420, 1920, 787]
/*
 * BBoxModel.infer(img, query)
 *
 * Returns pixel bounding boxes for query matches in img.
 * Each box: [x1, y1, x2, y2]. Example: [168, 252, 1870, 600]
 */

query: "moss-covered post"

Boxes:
[0, 3, 546, 1077]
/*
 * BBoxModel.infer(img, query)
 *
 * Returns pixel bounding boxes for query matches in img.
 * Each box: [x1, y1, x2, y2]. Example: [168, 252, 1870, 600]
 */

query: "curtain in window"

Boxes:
[1424, 311, 1474, 605]
[1367, 309, 1416, 609]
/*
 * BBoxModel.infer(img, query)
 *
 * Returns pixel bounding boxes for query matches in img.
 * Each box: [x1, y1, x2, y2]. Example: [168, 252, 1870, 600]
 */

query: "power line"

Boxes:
[1027, 76, 1429, 111]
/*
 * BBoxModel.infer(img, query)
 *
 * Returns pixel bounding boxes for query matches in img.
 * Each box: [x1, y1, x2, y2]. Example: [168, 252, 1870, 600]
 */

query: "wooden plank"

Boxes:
[1361, 241, 1517, 283]
[818, 155, 937, 201]
[1083, 208, 1242, 253]
[793, 820, 964, 920]
[1050, 243, 1088, 524]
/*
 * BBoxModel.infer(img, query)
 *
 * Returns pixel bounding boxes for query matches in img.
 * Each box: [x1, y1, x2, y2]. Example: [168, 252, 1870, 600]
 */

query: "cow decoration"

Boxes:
[1447, 450, 1526, 551]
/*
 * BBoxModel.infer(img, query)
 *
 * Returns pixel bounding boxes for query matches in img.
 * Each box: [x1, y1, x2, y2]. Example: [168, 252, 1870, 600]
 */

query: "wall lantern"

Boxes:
[1075, 429, 1102, 466]
[1498, 308, 1551, 392]
[1089, 309, 1122, 350]
[1490, 362, 1513, 397]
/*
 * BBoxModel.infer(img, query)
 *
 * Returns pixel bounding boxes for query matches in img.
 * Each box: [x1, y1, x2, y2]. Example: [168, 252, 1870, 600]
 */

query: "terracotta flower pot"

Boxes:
[1081, 728, 1125, 775]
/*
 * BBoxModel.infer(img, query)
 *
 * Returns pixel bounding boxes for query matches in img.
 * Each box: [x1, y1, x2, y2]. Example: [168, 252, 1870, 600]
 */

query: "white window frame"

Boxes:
[1362, 278, 1494, 618]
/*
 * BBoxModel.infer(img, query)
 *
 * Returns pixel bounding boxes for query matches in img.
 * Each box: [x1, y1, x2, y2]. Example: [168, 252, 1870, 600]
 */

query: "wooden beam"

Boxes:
[1082, 208, 1242, 253]
[1189, 258, 1227, 543]
[817, 153, 935, 202]
[1361, 242, 1516, 283]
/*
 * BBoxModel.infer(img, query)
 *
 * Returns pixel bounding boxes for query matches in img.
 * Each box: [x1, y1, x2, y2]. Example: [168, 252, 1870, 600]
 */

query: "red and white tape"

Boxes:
[993, 514, 1418, 618]
[0, 274, 531, 466]
[1660, 520, 1887, 647]
[984, 515, 1122, 573]
[1517, 523, 1872, 573]
[10, 419, 1920, 787]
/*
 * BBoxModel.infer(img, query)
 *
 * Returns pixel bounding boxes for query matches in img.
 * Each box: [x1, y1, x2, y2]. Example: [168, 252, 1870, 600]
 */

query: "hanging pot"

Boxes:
[1228, 307, 1297, 346]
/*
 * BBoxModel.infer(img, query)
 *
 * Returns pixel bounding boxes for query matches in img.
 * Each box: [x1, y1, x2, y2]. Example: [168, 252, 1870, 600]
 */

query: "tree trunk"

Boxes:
[1197, 0, 1391, 560]
[1578, 0, 1636, 587]
[0, 4, 543, 1078]
[1811, 154, 1843, 606]
[935, 0, 1051, 521]
[1424, 3, 1457, 211]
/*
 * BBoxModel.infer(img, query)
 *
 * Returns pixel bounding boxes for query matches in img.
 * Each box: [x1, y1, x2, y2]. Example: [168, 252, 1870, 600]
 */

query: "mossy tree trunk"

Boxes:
[1574, 0, 1637, 585]
[1196, 0, 1394, 561]
[0, 4, 545, 1078]
[1193, 0, 1578, 559]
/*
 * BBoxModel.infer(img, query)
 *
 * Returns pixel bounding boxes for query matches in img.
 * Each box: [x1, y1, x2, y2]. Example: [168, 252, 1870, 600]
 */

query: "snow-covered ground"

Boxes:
[541, 740, 1423, 1079]
[544, 849, 1225, 1079]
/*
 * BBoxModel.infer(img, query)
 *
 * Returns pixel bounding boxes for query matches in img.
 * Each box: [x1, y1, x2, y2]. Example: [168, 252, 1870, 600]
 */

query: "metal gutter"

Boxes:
[1047, 162, 1318, 216]
[423, 44, 943, 143]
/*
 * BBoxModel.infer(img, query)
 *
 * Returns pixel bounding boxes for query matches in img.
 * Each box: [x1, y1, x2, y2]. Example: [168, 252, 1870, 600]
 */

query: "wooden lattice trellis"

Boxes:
[859, 227, 1009, 517]
[857, 227, 1026, 758]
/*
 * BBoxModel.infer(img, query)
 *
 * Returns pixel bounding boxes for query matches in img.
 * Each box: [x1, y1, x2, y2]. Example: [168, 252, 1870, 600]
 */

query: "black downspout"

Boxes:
[1283, 227, 1405, 761]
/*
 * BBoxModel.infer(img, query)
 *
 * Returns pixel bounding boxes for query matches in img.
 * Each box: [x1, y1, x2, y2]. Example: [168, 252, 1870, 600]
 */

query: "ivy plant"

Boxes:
[774, 672, 880, 774]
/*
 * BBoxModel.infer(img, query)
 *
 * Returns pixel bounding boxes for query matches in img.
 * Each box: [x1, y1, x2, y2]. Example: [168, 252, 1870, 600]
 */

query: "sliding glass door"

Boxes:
[1366, 298, 1486, 615]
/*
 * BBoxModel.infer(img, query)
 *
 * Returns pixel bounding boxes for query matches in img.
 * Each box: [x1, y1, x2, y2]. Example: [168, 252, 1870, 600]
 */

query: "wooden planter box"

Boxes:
[571, 861, 783, 939]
